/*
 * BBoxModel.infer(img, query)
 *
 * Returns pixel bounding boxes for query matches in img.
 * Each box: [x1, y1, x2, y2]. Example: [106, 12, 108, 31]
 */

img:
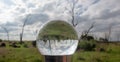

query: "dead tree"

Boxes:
[104, 25, 112, 42]
[0, 26, 9, 41]
[58, 0, 98, 27]
[68, 0, 79, 27]
[20, 14, 31, 44]
[65, 0, 79, 27]
[80, 22, 95, 40]
[116, 32, 120, 41]
[108, 25, 112, 41]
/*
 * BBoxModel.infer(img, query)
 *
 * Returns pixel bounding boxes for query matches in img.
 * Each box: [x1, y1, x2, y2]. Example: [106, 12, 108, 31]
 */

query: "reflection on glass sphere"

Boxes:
[37, 20, 78, 55]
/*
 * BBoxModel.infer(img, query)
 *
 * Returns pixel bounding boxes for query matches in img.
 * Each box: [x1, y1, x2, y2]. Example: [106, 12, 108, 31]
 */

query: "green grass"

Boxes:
[0, 42, 120, 62]
[0, 48, 42, 62]
[73, 43, 120, 62]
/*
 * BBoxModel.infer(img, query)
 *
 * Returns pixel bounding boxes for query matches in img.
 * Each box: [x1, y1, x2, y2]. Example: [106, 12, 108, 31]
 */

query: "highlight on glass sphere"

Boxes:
[36, 20, 78, 56]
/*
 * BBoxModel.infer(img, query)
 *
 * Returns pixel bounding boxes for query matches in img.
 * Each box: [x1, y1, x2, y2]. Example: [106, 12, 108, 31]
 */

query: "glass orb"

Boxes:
[36, 20, 78, 56]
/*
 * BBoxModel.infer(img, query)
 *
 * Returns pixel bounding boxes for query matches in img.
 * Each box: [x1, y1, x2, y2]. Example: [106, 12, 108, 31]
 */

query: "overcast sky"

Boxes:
[0, 0, 120, 41]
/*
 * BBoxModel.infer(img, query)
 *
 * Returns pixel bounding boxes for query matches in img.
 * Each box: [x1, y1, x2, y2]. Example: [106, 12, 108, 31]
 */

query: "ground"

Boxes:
[0, 41, 120, 62]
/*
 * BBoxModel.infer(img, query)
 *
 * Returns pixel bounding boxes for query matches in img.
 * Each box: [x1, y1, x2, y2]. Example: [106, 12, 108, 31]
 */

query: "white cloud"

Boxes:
[0, 0, 120, 41]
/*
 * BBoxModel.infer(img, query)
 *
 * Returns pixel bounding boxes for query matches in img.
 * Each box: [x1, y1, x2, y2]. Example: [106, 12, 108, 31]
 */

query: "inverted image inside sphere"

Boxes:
[37, 20, 78, 40]
[37, 20, 79, 55]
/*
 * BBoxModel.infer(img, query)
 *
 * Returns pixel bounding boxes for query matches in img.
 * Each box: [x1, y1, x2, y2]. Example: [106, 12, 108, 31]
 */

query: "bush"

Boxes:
[19, 41, 24, 44]
[78, 40, 96, 51]
[0, 42, 6, 47]
[100, 48, 105, 52]
[23, 43, 28, 48]
[0, 39, 2, 42]
[32, 40, 36, 47]
[9, 42, 20, 48]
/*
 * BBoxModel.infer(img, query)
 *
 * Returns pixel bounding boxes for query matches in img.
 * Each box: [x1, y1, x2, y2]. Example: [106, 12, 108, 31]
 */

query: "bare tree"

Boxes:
[104, 32, 109, 41]
[69, 0, 79, 27]
[20, 14, 31, 44]
[56, 0, 100, 41]
[66, 0, 79, 27]
[80, 22, 95, 40]
[60, 0, 98, 27]
[113, 30, 120, 41]
[116, 32, 120, 41]
[108, 25, 112, 41]
[104, 25, 112, 41]
[0, 26, 9, 41]
[84, 23, 95, 36]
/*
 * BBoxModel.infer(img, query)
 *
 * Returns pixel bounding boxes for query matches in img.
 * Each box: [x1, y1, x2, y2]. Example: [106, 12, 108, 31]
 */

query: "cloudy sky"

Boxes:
[0, 0, 120, 41]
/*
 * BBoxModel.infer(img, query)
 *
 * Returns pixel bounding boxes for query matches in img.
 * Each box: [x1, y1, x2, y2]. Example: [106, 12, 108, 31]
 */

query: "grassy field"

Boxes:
[73, 42, 120, 62]
[0, 48, 42, 62]
[0, 42, 120, 62]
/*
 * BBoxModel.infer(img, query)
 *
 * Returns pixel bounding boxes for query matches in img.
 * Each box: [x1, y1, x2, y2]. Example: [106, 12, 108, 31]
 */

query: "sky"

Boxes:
[0, 0, 120, 41]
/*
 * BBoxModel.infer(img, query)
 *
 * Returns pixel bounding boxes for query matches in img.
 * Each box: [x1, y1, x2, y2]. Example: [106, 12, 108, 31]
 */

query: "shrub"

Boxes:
[23, 43, 28, 48]
[0, 39, 2, 42]
[78, 40, 96, 51]
[9, 42, 20, 48]
[32, 40, 36, 47]
[100, 48, 105, 52]
[0, 42, 6, 47]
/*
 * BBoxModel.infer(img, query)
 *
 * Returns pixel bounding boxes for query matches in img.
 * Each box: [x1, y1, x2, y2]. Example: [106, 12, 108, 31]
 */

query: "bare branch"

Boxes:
[80, 22, 95, 40]
[67, 0, 79, 27]
[84, 22, 95, 36]
[0, 26, 9, 41]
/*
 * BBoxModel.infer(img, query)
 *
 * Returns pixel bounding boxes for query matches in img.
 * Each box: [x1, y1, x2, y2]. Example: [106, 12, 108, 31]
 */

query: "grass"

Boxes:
[0, 41, 120, 62]
[0, 48, 42, 62]
[73, 43, 120, 62]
